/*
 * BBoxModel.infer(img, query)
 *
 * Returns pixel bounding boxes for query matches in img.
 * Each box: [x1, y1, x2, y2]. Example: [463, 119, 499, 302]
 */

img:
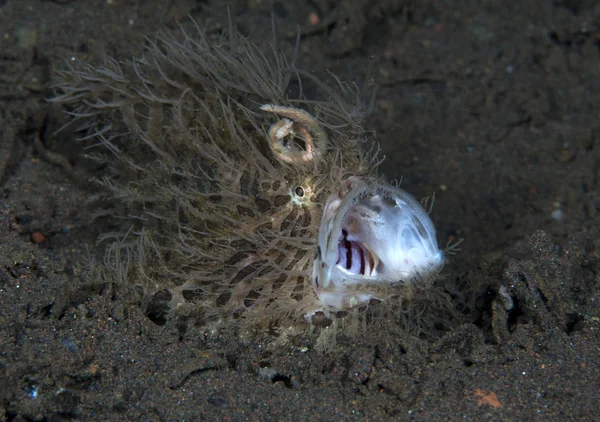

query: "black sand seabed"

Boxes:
[1, 1, 599, 420]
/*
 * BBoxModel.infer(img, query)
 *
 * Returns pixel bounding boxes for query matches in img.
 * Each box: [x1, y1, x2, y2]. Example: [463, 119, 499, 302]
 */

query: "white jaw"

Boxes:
[312, 177, 444, 310]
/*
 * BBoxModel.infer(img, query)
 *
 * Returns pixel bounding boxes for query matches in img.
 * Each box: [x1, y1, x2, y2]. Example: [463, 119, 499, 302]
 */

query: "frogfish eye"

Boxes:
[312, 176, 444, 310]
[295, 186, 305, 197]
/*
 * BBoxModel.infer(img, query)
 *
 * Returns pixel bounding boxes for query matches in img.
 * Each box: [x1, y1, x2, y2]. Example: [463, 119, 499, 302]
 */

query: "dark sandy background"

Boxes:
[1, 0, 599, 420]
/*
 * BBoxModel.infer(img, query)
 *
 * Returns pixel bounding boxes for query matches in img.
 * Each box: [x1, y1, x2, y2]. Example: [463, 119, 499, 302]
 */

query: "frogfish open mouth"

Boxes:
[52, 19, 446, 348]
[314, 176, 443, 311]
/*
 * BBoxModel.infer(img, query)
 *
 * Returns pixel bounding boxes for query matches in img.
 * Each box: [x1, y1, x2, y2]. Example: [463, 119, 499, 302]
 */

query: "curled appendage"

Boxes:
[268, 117, 315, 163]
[260, 104, 329, 164]
[313, 177, 444, 310]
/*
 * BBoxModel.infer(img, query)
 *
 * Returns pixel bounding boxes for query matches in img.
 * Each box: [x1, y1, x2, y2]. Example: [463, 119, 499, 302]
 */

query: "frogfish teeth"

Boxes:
[52, 21, 445, 348]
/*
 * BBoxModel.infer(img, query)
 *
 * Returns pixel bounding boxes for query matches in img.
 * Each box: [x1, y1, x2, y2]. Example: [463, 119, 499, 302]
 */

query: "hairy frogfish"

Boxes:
[52, 21, 447, 350]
